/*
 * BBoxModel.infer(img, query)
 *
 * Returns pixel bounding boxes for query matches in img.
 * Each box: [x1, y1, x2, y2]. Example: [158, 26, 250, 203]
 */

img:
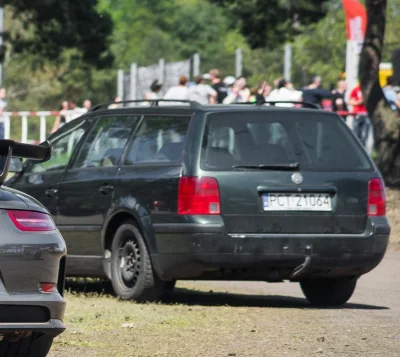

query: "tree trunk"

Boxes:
[360, 0, 400, 185]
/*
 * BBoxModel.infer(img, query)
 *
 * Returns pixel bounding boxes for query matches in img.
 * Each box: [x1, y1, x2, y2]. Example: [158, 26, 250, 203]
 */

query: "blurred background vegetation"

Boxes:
[2, 0, 400, 140]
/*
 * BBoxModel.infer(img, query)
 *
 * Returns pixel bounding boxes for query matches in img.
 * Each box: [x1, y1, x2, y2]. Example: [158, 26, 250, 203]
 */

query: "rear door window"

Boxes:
[125, 116, 190, 164]
[73, 116, 136, 169]
[201, 111, 372, 172]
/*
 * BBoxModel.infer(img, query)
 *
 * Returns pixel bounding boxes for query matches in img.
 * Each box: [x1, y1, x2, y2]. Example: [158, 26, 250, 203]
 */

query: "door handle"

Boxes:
[45, 188, 58, 198]
[99, 185, 114, 195]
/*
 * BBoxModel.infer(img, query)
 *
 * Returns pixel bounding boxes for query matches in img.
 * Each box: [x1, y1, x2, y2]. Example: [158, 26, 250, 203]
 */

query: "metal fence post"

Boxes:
[158, 59, 165, 96]
[130, 63, 137, 102]
[3, 114, 10, 139]
[193, 53, 200, 78]
[284, 44, 292, 82]
[21, 113, 28, 143]
[235, 48, 243, 78]
[38, 112, 48, 143]
[117, 69, 124, 100]
[158, 58, 165, 85]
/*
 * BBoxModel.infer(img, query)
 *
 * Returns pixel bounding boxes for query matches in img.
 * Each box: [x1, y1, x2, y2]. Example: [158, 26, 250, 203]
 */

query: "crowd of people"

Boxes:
[140, 69, 379, 154]
[1, 70, 399, 156]
[51, 99, 92, 133]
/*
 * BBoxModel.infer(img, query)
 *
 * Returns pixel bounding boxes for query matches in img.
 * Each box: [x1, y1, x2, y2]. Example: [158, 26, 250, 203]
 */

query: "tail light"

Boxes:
[7, 210, 56, 231]
[368, 178, 386, 216]
[178, 177, 221, 215]
[39, 283, 57, 293]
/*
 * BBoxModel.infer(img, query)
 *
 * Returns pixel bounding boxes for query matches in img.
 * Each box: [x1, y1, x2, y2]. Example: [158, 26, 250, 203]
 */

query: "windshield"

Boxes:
[201, 111, 373, 172]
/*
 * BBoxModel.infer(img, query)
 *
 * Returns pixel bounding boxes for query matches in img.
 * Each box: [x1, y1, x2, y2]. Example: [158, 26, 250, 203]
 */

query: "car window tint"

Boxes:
[29, 119, 90, 173]
[201, 111, 372, 172]
[126, 116, 189, 164]
[73, 116, 136, 169]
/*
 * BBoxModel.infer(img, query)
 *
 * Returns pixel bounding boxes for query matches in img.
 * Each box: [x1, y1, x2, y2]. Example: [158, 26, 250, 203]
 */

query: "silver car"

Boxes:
[0, 140, 66, 357]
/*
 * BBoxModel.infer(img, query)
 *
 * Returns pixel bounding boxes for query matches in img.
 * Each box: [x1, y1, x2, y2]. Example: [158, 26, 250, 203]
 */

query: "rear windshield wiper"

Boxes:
[232, 162, 300, 170]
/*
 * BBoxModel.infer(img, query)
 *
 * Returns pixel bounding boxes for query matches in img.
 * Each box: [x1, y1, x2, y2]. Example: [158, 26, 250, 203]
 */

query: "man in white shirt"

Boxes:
[189, 76, 217, 104]
[266, 79, 302, 107]
[68, 100, 87, 121]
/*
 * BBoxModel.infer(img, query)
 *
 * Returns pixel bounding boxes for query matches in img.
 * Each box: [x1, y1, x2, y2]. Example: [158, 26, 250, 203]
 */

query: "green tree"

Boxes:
[207, 0, 331, 49]
[2, 0, 113, 68]
[98, 0, 249, 76]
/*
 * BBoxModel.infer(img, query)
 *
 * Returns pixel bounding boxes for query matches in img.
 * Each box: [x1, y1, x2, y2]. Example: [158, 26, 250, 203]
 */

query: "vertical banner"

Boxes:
[342, 0, 367, 97]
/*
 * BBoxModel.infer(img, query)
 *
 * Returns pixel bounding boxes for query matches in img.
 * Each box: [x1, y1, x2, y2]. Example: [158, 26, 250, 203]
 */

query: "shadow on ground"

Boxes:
[65, 279, 389, 311]
[163, 288, 389, 310]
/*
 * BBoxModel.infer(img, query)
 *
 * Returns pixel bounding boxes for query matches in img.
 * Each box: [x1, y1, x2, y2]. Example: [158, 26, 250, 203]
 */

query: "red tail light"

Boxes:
[7, 210, 56, 231]
[39, 283, 57, 293]
[178, 177, 221, 215]
[368, 178, 386, 216]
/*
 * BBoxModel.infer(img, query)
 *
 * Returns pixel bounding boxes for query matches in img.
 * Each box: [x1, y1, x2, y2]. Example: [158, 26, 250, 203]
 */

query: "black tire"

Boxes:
[110, 221, 165, 301]
[0, 333, 53, 357]
[300, 278, 357, 306]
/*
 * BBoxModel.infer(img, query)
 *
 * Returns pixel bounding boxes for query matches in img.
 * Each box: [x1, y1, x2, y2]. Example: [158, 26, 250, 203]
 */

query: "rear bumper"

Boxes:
[152, 220, 390, 281]
[0, 320, 65, 337]
[0, 294, 66, 337]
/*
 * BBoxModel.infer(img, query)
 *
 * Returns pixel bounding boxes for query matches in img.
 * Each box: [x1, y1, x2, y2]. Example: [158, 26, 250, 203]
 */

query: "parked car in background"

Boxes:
[6, 100, 390, 306]
[0, 140, 66, 357]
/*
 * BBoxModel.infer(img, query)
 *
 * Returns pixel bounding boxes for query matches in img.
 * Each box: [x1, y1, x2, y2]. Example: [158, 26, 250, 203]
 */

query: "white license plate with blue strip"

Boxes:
[262, 193, 332, 211]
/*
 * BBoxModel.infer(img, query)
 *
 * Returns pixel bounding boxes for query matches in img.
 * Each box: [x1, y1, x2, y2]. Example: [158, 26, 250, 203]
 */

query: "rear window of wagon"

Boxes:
[200, 111, 373, 172]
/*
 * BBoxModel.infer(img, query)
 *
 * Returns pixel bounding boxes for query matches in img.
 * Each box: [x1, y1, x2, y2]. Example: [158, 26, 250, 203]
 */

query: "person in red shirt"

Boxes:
[348, 83, 373, 155]
[349, 84, 367, 115]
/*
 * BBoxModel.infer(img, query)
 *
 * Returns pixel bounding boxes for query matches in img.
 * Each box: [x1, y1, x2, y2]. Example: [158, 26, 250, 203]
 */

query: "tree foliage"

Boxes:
[3, 0, 113, 68]
[98, 0, 247, 72]
[207, 0, 331, 49]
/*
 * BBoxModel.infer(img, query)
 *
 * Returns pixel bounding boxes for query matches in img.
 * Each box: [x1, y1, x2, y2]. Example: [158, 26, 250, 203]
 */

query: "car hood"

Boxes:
[0, 186, 49, 214]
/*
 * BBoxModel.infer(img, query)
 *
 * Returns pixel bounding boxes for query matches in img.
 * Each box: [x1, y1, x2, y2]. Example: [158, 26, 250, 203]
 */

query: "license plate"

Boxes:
[262, 193, 332, 211]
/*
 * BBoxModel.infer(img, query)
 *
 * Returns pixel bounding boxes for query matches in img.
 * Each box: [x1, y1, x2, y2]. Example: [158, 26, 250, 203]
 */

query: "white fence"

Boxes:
[2, 110, 77, 143]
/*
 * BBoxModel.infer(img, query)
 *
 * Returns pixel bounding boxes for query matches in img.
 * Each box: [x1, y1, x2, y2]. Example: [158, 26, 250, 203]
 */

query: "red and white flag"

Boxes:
[342, 0, 367, 41]
[342, 0, 367, 96]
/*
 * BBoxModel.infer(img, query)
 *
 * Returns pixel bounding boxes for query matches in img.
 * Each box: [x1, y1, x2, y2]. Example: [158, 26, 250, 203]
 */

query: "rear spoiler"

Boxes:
[0, 140, 51, 184]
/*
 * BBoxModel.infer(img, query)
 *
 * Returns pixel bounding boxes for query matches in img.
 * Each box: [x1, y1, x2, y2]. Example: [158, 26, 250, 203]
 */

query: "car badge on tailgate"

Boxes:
[291, 173, 303, 185]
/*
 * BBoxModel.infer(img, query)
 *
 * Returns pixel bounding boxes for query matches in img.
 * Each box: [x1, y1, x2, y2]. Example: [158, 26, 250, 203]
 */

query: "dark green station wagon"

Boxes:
[6, 100, 390, 305]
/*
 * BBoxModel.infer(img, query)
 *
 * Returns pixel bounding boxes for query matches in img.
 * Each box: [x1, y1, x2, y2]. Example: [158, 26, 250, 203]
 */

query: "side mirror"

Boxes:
[9, 157, 23, 173]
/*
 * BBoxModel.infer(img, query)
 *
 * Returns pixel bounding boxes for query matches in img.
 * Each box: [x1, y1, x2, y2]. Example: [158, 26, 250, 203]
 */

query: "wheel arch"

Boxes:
[101, 207, 157, 280]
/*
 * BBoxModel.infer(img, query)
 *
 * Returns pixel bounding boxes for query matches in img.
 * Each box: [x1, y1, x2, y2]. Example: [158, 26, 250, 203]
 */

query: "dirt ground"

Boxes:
[49, 253, 400, 357]
[48, 188, 400, 357]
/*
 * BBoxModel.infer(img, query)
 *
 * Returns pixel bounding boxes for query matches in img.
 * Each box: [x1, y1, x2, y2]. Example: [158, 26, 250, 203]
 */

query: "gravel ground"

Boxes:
[49, 251, 400, 357]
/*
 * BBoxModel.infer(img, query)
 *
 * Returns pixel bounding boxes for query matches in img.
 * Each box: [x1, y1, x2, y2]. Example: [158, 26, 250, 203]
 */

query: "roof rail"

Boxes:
[236, 101, 319, 110]
[89, 100, 202, 112]
[265, 101, 319, 109]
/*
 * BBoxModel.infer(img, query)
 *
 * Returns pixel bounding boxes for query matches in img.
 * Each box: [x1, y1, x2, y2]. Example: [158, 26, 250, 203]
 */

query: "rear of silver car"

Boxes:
[0, 140, 66, 356]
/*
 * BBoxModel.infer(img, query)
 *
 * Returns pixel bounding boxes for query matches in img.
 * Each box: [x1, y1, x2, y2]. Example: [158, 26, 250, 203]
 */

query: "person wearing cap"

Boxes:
[223, 76, 236, 88]
[223, 76, 250, 104]
[209, 69, 228, 104]
[189, 75, 217, 105]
